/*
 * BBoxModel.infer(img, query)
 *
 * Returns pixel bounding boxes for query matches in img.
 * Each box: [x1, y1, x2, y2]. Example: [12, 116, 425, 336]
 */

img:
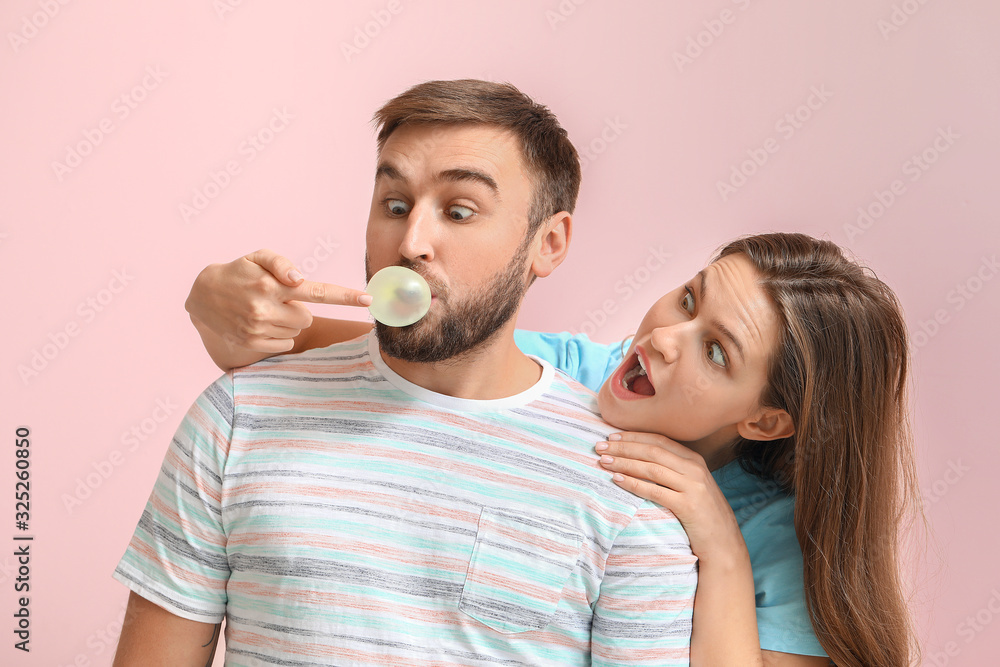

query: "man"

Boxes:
[113, 79, 696, 666]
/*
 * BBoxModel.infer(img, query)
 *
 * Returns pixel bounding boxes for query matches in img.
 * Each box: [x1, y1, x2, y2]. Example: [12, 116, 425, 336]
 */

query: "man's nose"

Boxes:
[397, 203, 436, 262]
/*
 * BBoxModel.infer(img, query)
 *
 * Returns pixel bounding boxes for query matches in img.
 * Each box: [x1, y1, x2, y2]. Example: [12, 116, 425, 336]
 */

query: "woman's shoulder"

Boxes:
[713, 462, 828, 657]
[713, 462, 800, 578]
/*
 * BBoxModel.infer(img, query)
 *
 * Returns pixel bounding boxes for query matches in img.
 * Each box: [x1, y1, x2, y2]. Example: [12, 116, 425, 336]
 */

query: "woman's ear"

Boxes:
[530, 212, 572, 278]
[737, 408, 795, 441]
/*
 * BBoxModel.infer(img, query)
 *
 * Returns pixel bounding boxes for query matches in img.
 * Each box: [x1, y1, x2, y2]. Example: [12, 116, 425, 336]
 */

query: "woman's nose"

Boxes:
[649, 325, 682, 364]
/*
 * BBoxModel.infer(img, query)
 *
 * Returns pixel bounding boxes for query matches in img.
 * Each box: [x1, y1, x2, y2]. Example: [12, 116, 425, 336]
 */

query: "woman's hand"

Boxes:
[185, 249, 372, 355]
[596, 432, 746, 564]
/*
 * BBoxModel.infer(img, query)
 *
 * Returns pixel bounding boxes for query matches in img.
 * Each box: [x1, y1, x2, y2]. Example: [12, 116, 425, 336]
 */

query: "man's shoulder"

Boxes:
[534, 364, 616, 436]
[229, 335, 375, 394]
[238, 335, 371, 371]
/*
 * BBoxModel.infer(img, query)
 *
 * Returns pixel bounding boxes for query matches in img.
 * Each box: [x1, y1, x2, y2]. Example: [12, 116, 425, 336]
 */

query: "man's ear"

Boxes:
[736, 407, 795, 442]
[529, 211, 572, 279]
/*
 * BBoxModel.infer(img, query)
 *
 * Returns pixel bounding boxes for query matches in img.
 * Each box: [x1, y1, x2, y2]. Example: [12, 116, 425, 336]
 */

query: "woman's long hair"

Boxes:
[717, 233, 920, 666]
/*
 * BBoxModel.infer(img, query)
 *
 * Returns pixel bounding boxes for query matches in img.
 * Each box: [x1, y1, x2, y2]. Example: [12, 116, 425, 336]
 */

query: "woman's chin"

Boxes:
[596, 385, 619, 425]
[597, 387, 656, 434]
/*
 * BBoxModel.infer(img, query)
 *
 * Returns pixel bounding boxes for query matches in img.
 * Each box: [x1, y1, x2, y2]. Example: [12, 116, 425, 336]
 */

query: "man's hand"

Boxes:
[113, 592, 222, 667]
[185, 248, 372, 355]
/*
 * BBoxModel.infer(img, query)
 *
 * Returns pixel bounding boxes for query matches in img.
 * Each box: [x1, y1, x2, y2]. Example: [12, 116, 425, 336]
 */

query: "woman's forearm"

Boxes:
[194, 314, 374, 371]
[690, 550, 763, 667]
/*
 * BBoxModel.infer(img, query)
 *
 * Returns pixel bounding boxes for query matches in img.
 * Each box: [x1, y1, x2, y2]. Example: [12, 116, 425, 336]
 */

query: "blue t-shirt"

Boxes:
[514, 329, 827, 657]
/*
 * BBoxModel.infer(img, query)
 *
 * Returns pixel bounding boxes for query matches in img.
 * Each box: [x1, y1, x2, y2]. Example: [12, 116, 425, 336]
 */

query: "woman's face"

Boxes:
[597, 253, 783, 465]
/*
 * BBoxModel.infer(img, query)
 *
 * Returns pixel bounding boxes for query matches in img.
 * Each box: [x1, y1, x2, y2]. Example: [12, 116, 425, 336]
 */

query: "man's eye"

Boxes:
[446, 205, 474, 221]
[707, 342, 727, 368]
[385, 199, 411, 216]
[681, 290, 695, 313]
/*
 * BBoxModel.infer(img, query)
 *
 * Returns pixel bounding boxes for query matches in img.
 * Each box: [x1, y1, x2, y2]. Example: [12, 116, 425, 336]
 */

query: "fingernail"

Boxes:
[600, 455, 614, 465]
[359, 294, 373, 306]
[595, 442, 608, 452]
[288, 270, 304, 283]
[612, 473, 625, 482]
[608, 433, 622, 441]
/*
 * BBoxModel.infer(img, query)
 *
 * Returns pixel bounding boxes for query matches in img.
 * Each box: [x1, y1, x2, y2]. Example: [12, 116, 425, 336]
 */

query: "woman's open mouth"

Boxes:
[610, 350, 656, 400]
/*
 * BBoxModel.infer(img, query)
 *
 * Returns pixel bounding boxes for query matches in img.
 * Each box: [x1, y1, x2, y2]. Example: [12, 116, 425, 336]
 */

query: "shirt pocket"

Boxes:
[459, 507, 583, 634]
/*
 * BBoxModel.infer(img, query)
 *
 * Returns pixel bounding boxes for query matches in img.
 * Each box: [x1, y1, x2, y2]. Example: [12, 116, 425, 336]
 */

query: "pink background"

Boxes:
[2, 1, 997, 665]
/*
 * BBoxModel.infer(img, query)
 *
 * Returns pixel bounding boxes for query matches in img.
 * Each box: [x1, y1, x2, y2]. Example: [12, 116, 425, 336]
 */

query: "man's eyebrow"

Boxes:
[374, 164, 500, 200]
[439, 168, 500, 198]
[375, 163, 405, 182]
[697, 270, 746, 364]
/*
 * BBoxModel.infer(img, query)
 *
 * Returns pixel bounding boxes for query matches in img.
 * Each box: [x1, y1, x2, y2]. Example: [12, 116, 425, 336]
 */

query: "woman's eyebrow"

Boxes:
[697, 270, 746, 365]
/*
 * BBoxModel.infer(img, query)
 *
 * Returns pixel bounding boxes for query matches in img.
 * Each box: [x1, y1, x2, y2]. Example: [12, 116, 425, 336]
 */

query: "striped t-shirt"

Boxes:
[114, 333, 697, 666]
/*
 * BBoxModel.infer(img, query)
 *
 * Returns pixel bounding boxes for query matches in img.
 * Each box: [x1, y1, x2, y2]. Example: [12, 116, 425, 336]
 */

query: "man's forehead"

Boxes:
[377, 124, 523, 178]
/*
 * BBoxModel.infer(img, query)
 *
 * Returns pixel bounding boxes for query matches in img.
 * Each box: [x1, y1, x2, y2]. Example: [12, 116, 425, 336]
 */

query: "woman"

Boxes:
[185, 233, 920, 666]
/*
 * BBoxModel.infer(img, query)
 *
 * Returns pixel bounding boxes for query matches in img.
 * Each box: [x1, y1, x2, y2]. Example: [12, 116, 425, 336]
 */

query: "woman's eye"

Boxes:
[707, 342, 727, 368]
[385, 199, 411, 216]
[446, 205, 474, 221]
[681, 290, 695, 313]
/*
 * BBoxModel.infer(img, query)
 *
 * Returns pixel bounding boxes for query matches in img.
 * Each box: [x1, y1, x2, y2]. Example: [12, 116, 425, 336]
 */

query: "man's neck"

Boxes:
[378, 323, 542, 400]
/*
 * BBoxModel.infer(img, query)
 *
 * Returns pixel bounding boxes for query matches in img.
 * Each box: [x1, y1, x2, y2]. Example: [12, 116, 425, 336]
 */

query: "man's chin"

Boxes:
[375, 320, 453, 363]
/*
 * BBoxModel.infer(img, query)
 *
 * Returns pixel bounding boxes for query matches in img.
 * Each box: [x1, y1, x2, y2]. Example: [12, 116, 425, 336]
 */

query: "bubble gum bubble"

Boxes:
[366, 266, 432, 327]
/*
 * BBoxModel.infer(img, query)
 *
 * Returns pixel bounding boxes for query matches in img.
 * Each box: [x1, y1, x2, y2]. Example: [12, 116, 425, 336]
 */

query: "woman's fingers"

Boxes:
[598, 453, 684, 489]
[236, 335, 298, 354]
[244, 248, 305, 286]
[608, 431, 697, 460]
[236, 323, 303, 342]
[285, 279, 372, 307]
[596, 441, 691, 473]
[243, 248, 371, 307]
[270, 301, 314, 331]
[608, 431, 701, 461]
[609, 473, 683, 508]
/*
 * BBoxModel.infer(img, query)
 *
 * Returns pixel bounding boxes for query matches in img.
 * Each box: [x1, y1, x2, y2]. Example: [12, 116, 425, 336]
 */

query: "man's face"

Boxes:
[365, 124, 537, 363]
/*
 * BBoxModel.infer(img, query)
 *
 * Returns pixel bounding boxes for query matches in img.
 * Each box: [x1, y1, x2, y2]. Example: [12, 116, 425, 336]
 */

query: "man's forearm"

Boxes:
[113, 591, 222, 667]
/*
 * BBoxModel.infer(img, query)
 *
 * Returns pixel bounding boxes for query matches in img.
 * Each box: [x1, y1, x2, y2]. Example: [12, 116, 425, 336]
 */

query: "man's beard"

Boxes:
[367, 240, 531, 364]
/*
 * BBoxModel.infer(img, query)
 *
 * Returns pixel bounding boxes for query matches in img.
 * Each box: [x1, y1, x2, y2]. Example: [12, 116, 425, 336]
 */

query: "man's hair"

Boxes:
[372, 79, 581, 236]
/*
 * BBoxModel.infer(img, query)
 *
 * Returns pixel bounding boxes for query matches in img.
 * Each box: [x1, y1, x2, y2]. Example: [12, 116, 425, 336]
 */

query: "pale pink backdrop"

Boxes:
[1, 1, 997, 665]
